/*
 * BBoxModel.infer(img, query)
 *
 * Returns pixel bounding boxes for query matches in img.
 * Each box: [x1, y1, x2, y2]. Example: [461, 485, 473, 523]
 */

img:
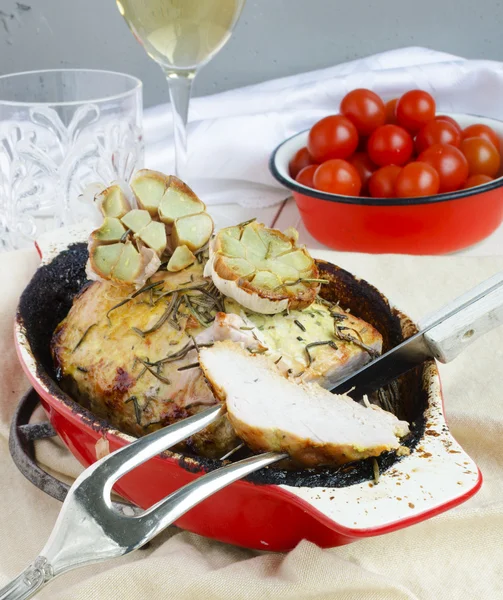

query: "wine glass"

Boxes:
[116, 0, 246, 178]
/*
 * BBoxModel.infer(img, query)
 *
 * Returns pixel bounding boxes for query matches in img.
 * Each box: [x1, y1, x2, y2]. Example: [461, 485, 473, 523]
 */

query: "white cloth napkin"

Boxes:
[144, 46, 503, 208]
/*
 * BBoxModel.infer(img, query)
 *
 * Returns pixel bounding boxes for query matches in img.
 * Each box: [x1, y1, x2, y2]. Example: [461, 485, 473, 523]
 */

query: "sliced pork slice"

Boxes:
[199, 341, 409, 467]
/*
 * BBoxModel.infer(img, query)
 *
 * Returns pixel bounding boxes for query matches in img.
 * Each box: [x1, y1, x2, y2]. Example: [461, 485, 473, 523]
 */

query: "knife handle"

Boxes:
[421, 272, 503, 363]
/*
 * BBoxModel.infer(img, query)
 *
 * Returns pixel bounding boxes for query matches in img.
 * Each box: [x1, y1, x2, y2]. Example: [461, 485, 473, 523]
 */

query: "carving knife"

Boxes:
[331, 272, 503, 397]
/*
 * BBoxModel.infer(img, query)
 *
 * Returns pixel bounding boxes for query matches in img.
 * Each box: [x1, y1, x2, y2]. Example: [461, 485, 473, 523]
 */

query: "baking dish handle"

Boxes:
[281, 364, 482, 536]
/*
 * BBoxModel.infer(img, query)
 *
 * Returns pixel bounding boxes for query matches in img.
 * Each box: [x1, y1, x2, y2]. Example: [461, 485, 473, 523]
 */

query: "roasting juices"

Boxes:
[116, 0, 245, 71]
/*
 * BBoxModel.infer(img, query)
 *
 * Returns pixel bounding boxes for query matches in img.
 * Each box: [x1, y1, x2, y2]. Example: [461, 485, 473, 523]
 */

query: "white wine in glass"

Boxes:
[116, 0, 246, 177]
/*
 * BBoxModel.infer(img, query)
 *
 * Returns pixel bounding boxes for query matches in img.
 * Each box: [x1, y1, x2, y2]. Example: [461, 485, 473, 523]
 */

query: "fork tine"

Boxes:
[133, 451, 288, 545]
[87, 404, 225, 491]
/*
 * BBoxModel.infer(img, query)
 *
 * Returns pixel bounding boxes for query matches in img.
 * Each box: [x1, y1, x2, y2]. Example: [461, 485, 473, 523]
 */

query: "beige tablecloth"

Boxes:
[1, 248, 503, 600]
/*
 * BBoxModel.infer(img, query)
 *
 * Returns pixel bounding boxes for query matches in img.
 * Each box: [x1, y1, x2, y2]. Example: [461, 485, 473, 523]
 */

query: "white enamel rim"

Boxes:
[271, 113, 503, 206]
[15, 224, 481, 534]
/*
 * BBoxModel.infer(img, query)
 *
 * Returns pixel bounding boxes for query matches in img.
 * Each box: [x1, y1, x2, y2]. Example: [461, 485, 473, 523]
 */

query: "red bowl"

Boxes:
[13, 230, 482, 551]
[270, 113, 503, 254]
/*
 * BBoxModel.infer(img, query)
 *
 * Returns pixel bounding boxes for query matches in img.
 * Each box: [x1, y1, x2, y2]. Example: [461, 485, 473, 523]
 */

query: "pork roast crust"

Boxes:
[51, 259, 386, 462]
[51, 263, 239, 457]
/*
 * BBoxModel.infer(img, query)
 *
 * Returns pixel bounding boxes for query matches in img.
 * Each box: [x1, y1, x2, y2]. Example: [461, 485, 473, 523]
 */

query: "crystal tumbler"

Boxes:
[0, 69, 143, 251]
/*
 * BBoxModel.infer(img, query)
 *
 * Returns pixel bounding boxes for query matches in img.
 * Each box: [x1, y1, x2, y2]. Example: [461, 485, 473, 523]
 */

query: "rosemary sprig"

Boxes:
[144, 340, 193, 366]
[154, 283, 202, 303]
[136, 357, 171, 384]
[144, 341, 214, 367]
[76, 366, 88, 373]
[106, 281, 164, 323]
[188, 294, 214, 307]
[372, 458, 380, 484]
[125, 396, 142, 426]
[304, 340, 338, 366]
[120, 228, 131, 243]
[177, 362, 200, 371]
[338, 325, 364, 342]
[294, 319, 306, 332]
[142, 420, 163, 429]
[220, 442, 245, 461]
[72, 323, 97, 353]
[154, 283, 223, 317]
[135, 366, 147, 381]
[189, 333, 199, 352]
[132, 292, 179, 336]
[168, 294, 183, 331]
[317, 296, 340, 309]
[334, 325, 379, 358]
[236, 217, 256, 228]
[274, 355, 283, 364]
[330, 311, 348, 322]
[183, 296, 212, 328]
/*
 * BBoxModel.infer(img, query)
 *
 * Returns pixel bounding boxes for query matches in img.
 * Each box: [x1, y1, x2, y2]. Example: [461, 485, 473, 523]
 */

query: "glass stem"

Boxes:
[165, 70, 195, 179]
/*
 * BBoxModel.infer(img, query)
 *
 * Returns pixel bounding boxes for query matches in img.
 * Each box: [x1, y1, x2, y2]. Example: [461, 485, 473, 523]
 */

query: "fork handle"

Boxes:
[0, 556, 54, 600]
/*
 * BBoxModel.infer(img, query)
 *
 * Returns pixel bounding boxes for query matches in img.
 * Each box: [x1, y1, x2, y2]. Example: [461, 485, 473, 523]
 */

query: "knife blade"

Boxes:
[330, 330, 433, 397]
[330, 272, 503, 397]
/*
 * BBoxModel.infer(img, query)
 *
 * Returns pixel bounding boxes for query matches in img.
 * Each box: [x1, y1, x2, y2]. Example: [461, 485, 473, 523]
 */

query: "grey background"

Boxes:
[0, 0, 502, 108]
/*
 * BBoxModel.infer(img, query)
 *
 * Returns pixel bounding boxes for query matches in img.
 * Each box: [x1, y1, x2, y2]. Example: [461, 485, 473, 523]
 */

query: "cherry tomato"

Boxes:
[295, 164, 318, 188]
[460, 137, 501, 177]
[288, 147, 314, 179]
[308, 115, 359, 163]
[462, 174, 493, 189]
[368, 165, 402, 198]
[394, 161, 440, 198]
[396, 90, 436, 133]
[340, 88, 386, 136]
[385, 98, 398, 124]
[367, 124, 413, 166]
[418, 144, 469, 192]
[415, 119, 461, 154]
[462, 124, 500, 151]
[313, 159, 362, 196]
[435, 115, 463, 135]
[348, 152, 376, 193]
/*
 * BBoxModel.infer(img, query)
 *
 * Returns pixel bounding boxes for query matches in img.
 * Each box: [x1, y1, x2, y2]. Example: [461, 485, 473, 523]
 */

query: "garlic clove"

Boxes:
[89, 242, 124, 278]
[110, 242, 143, 283]
[135, 221, 167, 256]
[131, 169, 170, 215]
[171, 212, 214, 252]
[167, 244, 196, 272]
[90, 217, 127, 244]
[158, 176, 205, 225]
[121, 209, 152, 233]
[96, 185, 131, 219]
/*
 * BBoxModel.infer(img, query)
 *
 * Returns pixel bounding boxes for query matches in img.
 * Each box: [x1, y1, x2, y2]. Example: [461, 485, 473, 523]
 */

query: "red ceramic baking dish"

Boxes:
[270, 113, 503, 254]
[14, 228, 482, 552]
